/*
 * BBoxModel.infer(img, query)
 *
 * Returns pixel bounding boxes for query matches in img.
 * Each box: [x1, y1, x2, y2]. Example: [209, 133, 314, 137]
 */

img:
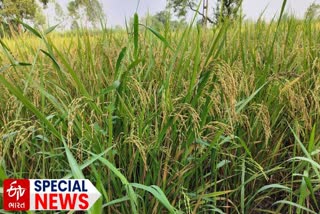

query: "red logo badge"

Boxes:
[3, 179, 30, 211]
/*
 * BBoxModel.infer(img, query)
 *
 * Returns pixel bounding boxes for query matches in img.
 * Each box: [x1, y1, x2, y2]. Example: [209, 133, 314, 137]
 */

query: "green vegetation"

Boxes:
[168, 0, 242, 24]
[0, 0, 47, 34]
[305, 3, 320, 20]
[0, 0, 104, 34]
[0, 2, 320, 213]
[67, 0, 105, 28]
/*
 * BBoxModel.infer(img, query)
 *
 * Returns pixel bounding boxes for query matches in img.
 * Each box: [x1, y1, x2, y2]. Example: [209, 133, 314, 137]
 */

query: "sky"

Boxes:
[52, 0, 320, 27]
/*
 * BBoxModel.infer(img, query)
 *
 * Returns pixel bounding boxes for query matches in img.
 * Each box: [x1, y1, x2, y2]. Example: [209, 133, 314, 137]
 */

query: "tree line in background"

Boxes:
[168, 0, 242, 25]
[0, 0, 320, 35]
[305, 2, 320, 20]
[0, 0, 244, 33]
[0, 0, 104, 35]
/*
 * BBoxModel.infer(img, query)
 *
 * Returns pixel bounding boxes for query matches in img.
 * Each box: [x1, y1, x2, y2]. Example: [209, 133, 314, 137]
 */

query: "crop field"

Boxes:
[0, 8, 320, 214]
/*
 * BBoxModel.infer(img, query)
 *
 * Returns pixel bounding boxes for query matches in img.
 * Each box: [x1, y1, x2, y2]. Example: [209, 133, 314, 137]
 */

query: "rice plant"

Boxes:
[0, 6, 320, 214]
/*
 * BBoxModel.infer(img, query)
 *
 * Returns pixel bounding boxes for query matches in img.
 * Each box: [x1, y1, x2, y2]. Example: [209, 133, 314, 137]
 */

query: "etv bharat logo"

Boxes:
[3, 179, 101, 211]
[7, 181, 27, 200]
[3, 179, 30, 210]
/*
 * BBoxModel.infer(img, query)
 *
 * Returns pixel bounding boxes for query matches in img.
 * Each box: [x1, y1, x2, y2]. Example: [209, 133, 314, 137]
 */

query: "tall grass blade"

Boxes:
[62, 139, 85, 179]
[131, 183, 180, 213]
[133, 13, 139, 59]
